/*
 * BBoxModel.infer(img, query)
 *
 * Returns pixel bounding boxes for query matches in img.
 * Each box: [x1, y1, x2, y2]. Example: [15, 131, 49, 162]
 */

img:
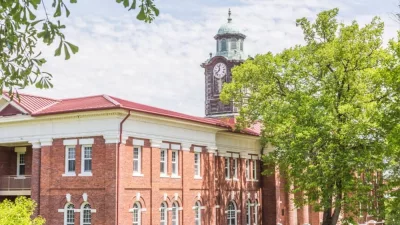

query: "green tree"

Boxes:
[0, 196, 45, 225]
[221, 8, 400, 225]
[0, 0, 158, 96]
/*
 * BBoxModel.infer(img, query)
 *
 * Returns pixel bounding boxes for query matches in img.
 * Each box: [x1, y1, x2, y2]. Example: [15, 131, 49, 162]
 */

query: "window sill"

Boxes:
[132, 173, 144, 177]
[194, 176, 202, 180]
[247, 179, 259, 182]
[160, 174, 170, 178]
[171, 175, 181, 179]
[62, 173, 76, 177]
[232, 178, 239, 181]
[14, 176, 27, 179]
[78, 172, 93, 177]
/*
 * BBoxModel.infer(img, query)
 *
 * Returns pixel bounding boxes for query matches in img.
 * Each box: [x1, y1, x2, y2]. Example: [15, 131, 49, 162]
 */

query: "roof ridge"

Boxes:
[31, 101, 61, 114]
[4, 92, 60, 101]
[103, 95, 121, 107]
[60, 94, 105, 101]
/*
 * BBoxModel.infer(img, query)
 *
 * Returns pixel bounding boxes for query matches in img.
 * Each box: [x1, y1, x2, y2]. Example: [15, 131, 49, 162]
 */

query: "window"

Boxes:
[17, 153, 25, 176]
[132, 202, 141, 225]
[221, 39, 227, 51]
[172, 151, 178, 176]
[225, 158, 230, 179]
[82, 146, 92, 173]
[194, 153, 201, 177]
[240, 40, 243, 51]
[194, 201, 201, 225]
[246, 200, 251, 225]
[252, 160, 257, 180]
[160, 150, 167, 175]
[232, 158, 238, 179]
[160, 202, 167, 225]
[172, 202, 179, 225]
[133, 146, 141, 174]
[231, 39, 237, 50]
[66, 146, 76, 174]
[81, 203, 91, 225]
[253, 200, 258, 225]
[227, 201, 236, 225]
[64, 203, 75, 225]
[245, 160, 250, 180]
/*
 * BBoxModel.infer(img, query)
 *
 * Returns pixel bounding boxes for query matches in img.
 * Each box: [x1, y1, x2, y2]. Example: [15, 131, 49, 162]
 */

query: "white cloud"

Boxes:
[24, 0, 399, 116]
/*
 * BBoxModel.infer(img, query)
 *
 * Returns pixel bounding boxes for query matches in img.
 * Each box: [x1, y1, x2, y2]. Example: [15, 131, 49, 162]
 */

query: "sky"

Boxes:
[24, 0, 400, 116]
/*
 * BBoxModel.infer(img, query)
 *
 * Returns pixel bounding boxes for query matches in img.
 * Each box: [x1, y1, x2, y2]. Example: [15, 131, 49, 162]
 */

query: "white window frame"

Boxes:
[160, 149, 168, 177]
[232, 158, 238, 180]
[172, 202, 179, 225]
[231, 38, 237, 50]
[225, 158, 230, 179]
[194, 201, 201, 225]
[64, 146, 76, 176]
[160, 202, 168, 225]
[133, 146, 143, 176]
[64, 203, 75, 225]
[227, 201, 237, 225]
[17, 152, 25, 176]
[80, 203, 92, 225]
[79, 145, 92, 176]
[171, 150, 179, 177]
[245, 160, 250, 180]
[132, 202, 141, 225]
[252, 160, 257, 181]
[246, 200, 251, 225]
[194, 153, 201, 178]
[253, 201, 258, 225]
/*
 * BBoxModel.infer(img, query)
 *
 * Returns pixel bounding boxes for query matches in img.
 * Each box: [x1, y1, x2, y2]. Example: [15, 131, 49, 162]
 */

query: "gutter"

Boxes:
[116, 110, 131, 225]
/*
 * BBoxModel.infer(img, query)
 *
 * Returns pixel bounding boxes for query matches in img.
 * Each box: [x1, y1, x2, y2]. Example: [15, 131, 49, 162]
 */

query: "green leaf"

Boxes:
[54, 3, 61, 17]
[136, 7, 146, 21]
[65, 41, 79, 54]
[27, 8, 36, 20]
[64, 43, 70, 60]
[65, 6, 70, 17]
[54, 41, 63, 56]
[123, 0, 129, 8]
[70, 0, 77, 3]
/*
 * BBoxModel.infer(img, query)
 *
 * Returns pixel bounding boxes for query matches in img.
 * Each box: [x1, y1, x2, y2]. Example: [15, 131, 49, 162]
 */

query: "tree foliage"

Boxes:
[0, 0, 158, 97]
[0, 196, 45, 225]
[221, 8, 400, 225]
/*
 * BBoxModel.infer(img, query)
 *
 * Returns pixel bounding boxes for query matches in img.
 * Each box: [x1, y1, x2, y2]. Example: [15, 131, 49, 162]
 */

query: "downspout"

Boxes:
[116, 110, 131, 225]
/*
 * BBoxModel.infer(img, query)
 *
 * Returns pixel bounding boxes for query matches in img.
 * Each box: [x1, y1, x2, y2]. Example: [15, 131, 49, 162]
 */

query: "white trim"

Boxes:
[40, 138, 53, 146]
[233, 158, 238, 179]
[78, 172, 93, 177]
[171, 144, 180, 150]
[194, 146, 202, 152]
[171, 175, 181, 179]
[160, 174, 170, 178]
[161, 143, 169, 149]
[225, 157, 230, 179]
[79, 138, 94, 145]
[194, 152, 201, 177]
[194, 176, 203, 180]
[30, 141, 41, 149]
[63, 139, 77, 146]
[0, 96, 29, 114]
[150, 139, 162, 148]
[103, 94, 121, 106]
[62, 173, 76, 177]
[133, 139, 145, 146]
[80, 202, 93, 225]
[133, 173, 144, 177]
[14, 146, 27, 153]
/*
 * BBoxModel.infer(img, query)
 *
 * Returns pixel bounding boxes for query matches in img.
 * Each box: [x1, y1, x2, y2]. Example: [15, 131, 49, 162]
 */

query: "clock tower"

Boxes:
[201, 9, 246, 117]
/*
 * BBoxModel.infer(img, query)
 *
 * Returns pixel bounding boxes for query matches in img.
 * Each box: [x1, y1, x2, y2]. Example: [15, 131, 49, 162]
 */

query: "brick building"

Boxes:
[0, 10, 322, 225]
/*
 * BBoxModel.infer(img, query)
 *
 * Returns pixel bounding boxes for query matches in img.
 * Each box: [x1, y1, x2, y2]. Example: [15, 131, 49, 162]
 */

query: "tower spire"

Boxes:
[228, 8, 232, 23]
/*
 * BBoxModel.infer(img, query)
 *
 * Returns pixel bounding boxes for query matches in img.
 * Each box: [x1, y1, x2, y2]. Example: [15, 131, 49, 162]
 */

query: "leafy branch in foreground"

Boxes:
[0, 0, 159, 98]
[221, 8, 400, 225]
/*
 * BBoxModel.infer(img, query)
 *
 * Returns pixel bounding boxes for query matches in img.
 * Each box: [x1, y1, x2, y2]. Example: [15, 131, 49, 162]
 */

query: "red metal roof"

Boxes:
[1, 93, 260, 136]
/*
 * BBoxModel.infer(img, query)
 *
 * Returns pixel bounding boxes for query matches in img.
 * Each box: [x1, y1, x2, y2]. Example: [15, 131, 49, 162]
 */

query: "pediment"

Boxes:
[0, 96, 27, 116]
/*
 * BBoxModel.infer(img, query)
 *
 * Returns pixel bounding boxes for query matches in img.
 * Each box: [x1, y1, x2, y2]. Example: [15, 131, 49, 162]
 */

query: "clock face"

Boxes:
[213, 62, 227, 79]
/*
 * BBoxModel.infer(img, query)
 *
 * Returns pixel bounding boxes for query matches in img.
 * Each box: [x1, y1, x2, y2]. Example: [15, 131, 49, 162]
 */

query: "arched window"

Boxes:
[64, 203, 75, 225]
[132, 202, 141, 225]
[240, 40, 243, 51]
[81, 203, 91, 225]
[253, 200, 258, 225]
[194, 201, 201, 225]
[227, 201, 236, 225]
[172, 202, 179, 225]
[221, 39, 227, 52]
[160, 202, 168, 225]
[231, 38, 237, 50]
[246, 200, 251, 225]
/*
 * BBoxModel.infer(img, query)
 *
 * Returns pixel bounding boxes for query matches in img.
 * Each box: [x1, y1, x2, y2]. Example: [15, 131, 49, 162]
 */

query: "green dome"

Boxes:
[217, 21, 242, 35]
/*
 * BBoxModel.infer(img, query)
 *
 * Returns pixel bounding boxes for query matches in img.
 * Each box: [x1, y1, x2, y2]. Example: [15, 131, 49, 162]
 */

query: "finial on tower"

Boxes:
[228, 8, 232, 23]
